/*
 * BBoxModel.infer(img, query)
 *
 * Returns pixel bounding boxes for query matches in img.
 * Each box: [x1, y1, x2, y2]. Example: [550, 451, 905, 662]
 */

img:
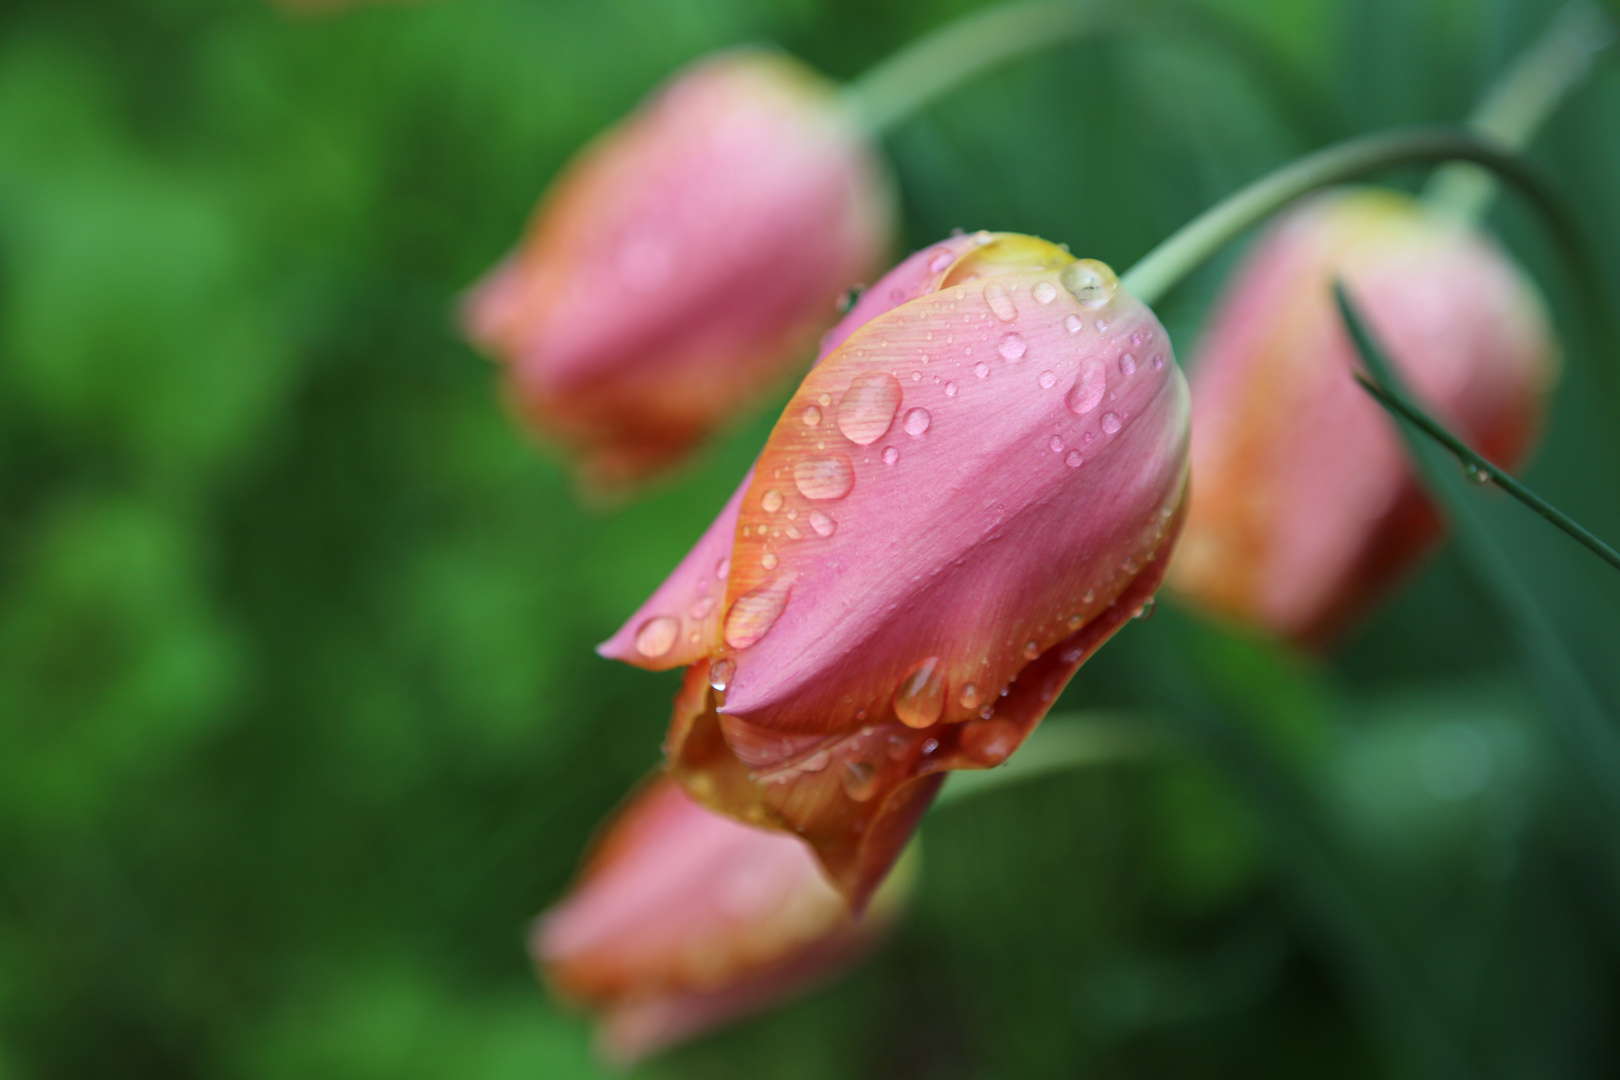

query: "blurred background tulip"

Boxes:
[1168, 188, 1558, 644]
[462, 48, 894, 491]
[600, 233, 1190, 907]
[536, 775, 911, 1063]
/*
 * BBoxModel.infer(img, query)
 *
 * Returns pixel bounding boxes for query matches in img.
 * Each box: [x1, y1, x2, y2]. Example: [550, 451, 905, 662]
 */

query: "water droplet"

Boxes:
[1038, 370, 1057, 389]
[1095, 319, 1109, 332]
[761, 552, 778, 570]
[921, 737, 940, 755]
[836, 373, 902, 445]
[794, 455, 855, 500]
[761, 489, 784, 513]
[903, 408, 931, 436]
[785, 525, 802, 539]
[1033, 280, 1058, 304]
[894, 657, 946, 728]
[959, 683, 980, 710]
[883, 445, 900, 465]
[1119, 353, 1137, 376]
[1101, 412, 1123, 434]
[723, 579, 791, 649]
[1067, 613, 1083, 630]
[818, 393, 832, 407]
[1065, 450, 1083, 468]
[716, 557, 731, 581]
[801, 405, 822, 427]
[708, 658, 736, 692]
[911, 371, 923, 382]
[688, 597, 715, 620]
[945, 381, 958, 397]
[984, 283, 1019, 322]
[1133, 597, 1157, 621]
[974, 362, 990, 379]
[928, 248, 954, 273]
[1131, 332, 1144, 346]
[634, 616, 679, 658]
[1022, 640, 1040, 660]
[963, 719, 1020, 765]
[1464, 462, 1491, 484]
[997, 332, 1027, 360]
[1059, 259, 1118, 307]
[809, 510, 836, 537]
[1048, 435, 1064, 452]
[1064, 314, 1083, 334]
[1152, 353, 1165, 370]
[973, 230, 994, 246]
[841, 761, 879, 801]
[1066, 361, 1107, 415]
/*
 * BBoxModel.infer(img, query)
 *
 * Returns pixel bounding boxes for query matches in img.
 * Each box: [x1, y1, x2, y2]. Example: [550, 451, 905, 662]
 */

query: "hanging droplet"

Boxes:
[836, 373, 902, 445]
[894, 657, 946, 728]
[1133, 597, 1157, 621]
[962, 719, 1020, 765]
[1066, 361, 1107, 415]
[809, 510, 837, 537]
[794, 455, 855, 500]
[1464, 461, 1491, 484]
[723, 579, 792, 649]
[984, 283, 1018, 322]
[1059, 259, 1118, 308]
[634, 616, 679, 658]
[903, 408, 931, 436]
[708, 657, 737, 692]
[1033, 281, 1058, 304]
[761, 489, 784, 513]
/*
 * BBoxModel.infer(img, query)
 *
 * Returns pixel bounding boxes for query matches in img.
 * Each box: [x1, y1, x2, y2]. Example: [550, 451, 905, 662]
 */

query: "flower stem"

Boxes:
[1424, 0, 1615, 223]
[1120, 128, 1564, 307]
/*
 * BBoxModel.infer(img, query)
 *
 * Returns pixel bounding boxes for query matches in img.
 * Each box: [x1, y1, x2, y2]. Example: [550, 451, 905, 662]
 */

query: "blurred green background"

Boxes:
[2, 0, 1619, 1076]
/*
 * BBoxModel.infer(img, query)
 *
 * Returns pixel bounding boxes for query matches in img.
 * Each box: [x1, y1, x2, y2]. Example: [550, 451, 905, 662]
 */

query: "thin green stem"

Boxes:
[1425, 0, 1615, 223]
[1120, 129, 1566, 306]
[1354, 373, 1620, 572]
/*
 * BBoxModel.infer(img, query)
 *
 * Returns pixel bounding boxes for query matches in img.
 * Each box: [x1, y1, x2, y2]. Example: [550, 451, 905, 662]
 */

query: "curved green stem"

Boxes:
[1120, 128, 1571, 306]
[1425, 0, 1615, 223]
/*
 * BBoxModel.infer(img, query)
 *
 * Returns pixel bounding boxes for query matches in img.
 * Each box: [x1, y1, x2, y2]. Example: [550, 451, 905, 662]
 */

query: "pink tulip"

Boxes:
[1168, 189, 1558, 645]
[600, 232, 1191, 909]
[462, 49, 894, 490]
[535, 775, 911, 1063]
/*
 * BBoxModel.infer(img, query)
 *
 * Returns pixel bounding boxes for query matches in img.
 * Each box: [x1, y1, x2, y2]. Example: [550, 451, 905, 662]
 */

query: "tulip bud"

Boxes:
[601, 233, 1191, 908]
[1168, 189, 1558, 644]
[462, 49, 894, 489]
[536, 775, 911, 1063]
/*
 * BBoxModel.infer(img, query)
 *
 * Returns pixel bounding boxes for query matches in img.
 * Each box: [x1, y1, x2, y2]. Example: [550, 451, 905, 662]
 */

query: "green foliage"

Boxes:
[1, 0, 1618, 1077]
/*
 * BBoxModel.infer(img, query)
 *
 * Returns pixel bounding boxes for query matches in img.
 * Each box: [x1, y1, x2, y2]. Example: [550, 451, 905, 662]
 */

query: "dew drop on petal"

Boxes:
[761, 489, 784, 513]
[903, 408, 931, 436]
[894, 657, 946, 728]
[998, 332, 1027, 360]
[1119, 353, 1136, 376]
[1065, 450, 1083, 468]
[958, 683, 980, 710]
[761, 552, 778, 570]
[716, 557, 731, 581]
[836, 373, 902, 445]
[1064, 314, 1083, 334]
[809, 510, 837, 537]
[1060, 259, 1118, 308]
[945, 381, 958, 397]
[928, 249, 954, 273]
[801, 405, 822, 427]
[688, 597, 714, 620]
[1066, 361, 1107, 415]
[1153, 353, 1165, 370]
[794, 455, 855, 500]
[723, 580, 791, 650]
[634, 616, 679, 658]
[708, 657, 736, 692]
[1133, 597, 1157, 621]
[1038, 370, 1056, 389]
[962, 719, 1021, 765]
[974, 362, 990, 379]
[1022, 640, 1040, 660]
[1049, 435, 1064, 452]
[984, 283, 1018, 322]
[841, 761, 879, 801]
[883, 445, 900, 465]
[1101, 412, 1123, 434]
[1033, 280, 1058, 304]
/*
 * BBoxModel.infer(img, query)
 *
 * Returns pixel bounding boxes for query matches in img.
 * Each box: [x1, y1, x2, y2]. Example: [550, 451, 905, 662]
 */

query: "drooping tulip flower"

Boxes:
[599, 232, 1192, 909]
[462, 48, 894, 489]
[1168, 188, 1558, 645]
[536, 775, 912, 1063]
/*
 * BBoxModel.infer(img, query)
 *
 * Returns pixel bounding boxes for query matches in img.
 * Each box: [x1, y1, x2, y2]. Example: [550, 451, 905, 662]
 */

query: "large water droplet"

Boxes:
[794, 455, 855, 500]
[809, 510, 836, 537]
[962, 719, 1020, 765]
[1033, 281, 1058, 304]
[984, 283, 1018, 322]
[836, 373, 902, 445]
[708, 657, 736, 692]
[761, 489, 784, 513]
[894, 657, 946, 728]
[1066, 361, 1107, 415]
[723, 579, 791, 649]
[1059, 259, 1118, 308]
[903, 408, 931, 436]
[634, 616, 679, 658]
[882, 446, 900, 465]
[801, 405, 822, 427]
[841, 761, 879, 801]
[998, 332, 1027, 361]
[1065, 450, 1083, 468]
[1101, 412, 1123, 434]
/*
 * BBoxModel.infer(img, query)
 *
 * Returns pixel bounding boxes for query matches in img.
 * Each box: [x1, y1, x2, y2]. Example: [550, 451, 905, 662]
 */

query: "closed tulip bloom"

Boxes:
[1169, 189, 1558, 644]
[600, 232, 1191, 909]
[462, 49, 894, 489]
[536, 775, 911, 1063]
